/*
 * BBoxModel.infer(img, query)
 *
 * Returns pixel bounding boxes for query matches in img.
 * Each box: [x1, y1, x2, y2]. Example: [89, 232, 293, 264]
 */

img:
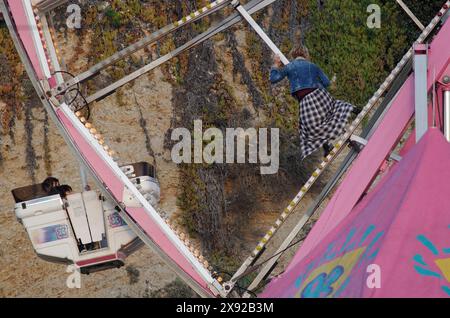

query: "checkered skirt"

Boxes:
[299, 89, 354, 159]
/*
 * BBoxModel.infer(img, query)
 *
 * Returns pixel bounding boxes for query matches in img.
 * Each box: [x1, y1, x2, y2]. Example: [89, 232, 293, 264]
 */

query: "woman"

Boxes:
[42, 177, 73, 198]
[270, 46, 354, 159]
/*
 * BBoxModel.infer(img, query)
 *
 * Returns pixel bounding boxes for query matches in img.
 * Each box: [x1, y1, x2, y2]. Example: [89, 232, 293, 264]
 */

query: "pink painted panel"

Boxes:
[286, 19, 450, 269]
[286, 77, 414, 270]
[57, 109, 213, 296]
[262, 129, 450, 298]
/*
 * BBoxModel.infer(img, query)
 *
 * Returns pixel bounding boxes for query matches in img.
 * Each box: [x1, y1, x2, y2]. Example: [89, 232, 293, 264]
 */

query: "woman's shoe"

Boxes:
[323, 143, 333, 158]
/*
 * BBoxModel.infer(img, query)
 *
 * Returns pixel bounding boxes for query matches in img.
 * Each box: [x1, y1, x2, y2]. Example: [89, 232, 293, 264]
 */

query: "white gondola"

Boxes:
[12, 162, 160, 274]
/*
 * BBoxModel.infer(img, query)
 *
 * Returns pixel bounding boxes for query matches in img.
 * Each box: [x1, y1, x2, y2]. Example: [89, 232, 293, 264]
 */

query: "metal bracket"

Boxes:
[350, 135, 402, 162]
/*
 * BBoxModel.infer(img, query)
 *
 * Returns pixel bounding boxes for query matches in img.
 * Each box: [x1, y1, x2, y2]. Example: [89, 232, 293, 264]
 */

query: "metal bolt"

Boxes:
[443, 75, 450, 84]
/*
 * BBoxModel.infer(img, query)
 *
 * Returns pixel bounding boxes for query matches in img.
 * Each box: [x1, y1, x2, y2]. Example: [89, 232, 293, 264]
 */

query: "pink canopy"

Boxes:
[262, 129, 450, 298]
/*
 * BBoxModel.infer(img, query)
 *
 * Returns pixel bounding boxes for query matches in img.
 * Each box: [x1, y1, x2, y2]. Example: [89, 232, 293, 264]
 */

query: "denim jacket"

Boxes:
[270, 58, 331, 94]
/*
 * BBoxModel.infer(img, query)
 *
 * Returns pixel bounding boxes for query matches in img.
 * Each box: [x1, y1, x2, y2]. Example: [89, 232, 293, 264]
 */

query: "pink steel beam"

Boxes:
[288, 17, 450, 270]
[8, 0, 50, 80]
[397, 64, 450, 159]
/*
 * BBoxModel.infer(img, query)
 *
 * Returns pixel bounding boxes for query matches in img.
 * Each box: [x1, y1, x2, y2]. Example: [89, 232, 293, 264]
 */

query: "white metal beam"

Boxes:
[396, 0, 425, 30]
[232, 0, 289, 65]
[414, 43, 429, 142]
[444, 89, 450, 142]
[81, 0, 280, 104]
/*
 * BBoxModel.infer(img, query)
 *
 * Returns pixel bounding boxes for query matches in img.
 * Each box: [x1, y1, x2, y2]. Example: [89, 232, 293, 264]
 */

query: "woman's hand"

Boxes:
[330, 73, 338, 91]
[273, 55, 282, 68]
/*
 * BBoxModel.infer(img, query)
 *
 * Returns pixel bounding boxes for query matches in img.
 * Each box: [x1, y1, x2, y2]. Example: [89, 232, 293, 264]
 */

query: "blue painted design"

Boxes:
[413, 254, 428, 266]
[442, 225, 450, 254]
[366, 231, 384, 255]
[413, 226, 450, 297]
[442, 286, 450, 296]
[305, 262, 315, 273]
[295, 274, 305, 289]
[417, 235, 439, 255]
[340, 228, 356, 254]
[359, 225, 375, 246]
[358, 231, 384, 267]
[292, 224, 384, 297]
[323, 243, 336, 261]
[414, 265, 442, 279]
[368, 249, 379, 259]
[301, 266, 344, 298]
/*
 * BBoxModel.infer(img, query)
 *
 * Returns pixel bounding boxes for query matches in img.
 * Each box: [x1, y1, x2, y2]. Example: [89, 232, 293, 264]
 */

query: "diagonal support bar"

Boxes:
[396, 0, 425, 30]
[232, 0, 289, 65]
[33, 0, 69, 14]
[349, 135, 402, 162]
[444, 88, 450, 142]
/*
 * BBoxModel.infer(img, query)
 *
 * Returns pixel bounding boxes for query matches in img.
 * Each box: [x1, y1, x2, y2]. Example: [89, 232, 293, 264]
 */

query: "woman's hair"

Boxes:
[290, 46, 310, 60]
